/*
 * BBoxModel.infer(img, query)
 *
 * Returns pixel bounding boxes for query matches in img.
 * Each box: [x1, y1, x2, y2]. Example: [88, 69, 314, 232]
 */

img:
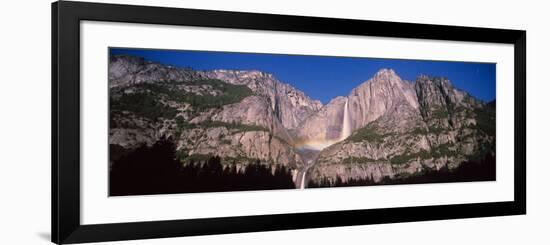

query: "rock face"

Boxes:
[177, 95, 301, 168]
[204, 70, 322, 129]
[296, 69, 420, 142]
[296, 96, 348, 142]
[109, 56, 322, 129]
[307, 70, 495, 186]
[108, 55, 205, 88]
[109, 55, 321, 176]
[109, 55, 495, 188]
[347, 69, 419, 130]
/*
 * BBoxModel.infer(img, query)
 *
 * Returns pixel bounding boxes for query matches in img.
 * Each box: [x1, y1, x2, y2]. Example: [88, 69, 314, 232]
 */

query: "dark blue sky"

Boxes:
[110, 48, 496, 104]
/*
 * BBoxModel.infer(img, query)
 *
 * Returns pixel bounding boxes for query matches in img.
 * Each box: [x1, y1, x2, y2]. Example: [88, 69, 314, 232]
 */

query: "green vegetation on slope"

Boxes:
[341, 156, 377, 164]
[346, 125, 390, 143]
[110, 92, 178, 120]
[179, 152, 267, 166]
[174, 117, 270, 136]
[134, 79, 253, 111]
[427, 126, 445, 134]
[472, 106, 496, 136]
[390, 150, 431, 164]
[389, 143, 457, 165]
[110, 79, 253, 120]
[410, 127, 428, 135]
[431, 143, 457, 158]
[195, 120, 269, 133]
[431, 107, 450, 119]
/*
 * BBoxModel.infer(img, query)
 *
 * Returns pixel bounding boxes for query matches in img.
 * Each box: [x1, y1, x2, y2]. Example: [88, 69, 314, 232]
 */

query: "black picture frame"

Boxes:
[52, 1, 526, 244]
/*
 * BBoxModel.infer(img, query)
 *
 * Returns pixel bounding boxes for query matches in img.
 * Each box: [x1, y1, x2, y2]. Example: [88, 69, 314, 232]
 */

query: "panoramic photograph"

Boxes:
[108, 48, 496, 196]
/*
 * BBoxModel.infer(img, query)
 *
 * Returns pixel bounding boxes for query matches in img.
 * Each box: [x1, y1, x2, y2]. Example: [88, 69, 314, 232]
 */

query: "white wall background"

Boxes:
[0, 0, 547, 244]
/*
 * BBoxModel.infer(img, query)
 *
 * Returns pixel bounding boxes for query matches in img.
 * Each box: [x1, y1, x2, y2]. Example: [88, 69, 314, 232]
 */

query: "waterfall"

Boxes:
[340, 98, 351, 141]
[299, 171, 306, 189]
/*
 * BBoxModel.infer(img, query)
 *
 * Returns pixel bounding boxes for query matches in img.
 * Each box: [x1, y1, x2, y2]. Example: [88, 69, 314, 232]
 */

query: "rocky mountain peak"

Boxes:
[372, 68, 399, 81]
[414, 75, 471, 114]
[416, 75, 454, 93]
[204, 69, 322, 129]
[205, 69, 274, 85]
[296, 69, 420, 145]
[108, 55, 204, 88]
[110, 54, 146, 65]
[347, 69, 419, 126]
[352, 68, 411, 96]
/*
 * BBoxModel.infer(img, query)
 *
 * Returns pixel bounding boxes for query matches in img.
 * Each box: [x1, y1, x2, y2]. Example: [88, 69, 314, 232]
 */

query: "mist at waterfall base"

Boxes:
[295, 99, 352, 151]
[294, 98, 352, 189]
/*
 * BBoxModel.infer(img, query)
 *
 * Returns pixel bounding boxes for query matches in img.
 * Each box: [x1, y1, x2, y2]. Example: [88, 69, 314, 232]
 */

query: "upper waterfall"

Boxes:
[339, 98, 351, 141]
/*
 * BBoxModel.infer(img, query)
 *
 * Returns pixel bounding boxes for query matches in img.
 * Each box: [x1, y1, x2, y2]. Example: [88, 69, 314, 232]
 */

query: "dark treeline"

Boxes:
[308, 153, 496, 188]
[109, 138, 295, 196]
